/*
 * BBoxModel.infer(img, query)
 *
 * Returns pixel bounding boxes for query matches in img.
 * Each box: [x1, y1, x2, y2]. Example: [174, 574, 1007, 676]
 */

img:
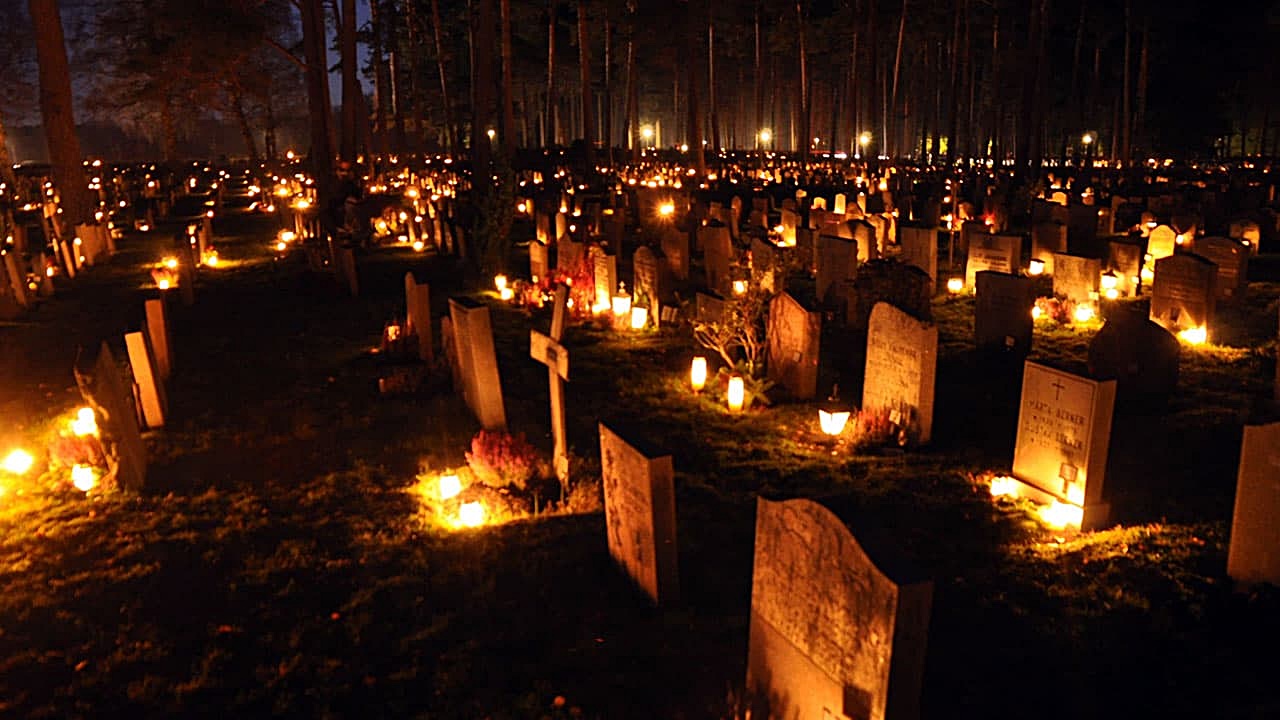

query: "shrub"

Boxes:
[466, 430, 541, 491]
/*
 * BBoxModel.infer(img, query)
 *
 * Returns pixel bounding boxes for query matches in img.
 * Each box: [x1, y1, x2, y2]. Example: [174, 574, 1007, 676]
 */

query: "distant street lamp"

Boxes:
[641, 125, 654, 146]
[758, 128, 772, 145]
[1081, 131, 1096, 167]
[858, 131, 872, 159]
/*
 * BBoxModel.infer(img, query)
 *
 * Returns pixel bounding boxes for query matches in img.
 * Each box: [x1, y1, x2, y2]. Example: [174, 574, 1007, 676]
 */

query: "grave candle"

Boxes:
[458, 501, 485, 527]
[630, 306, 648, 329]
[1028, 258, 1046, 276]
[947, 277, 964, 294]
[1, 449, 34, 475]
[690, 357, 708, 392]
[727, 375, 745, 412]
[438, 474, 461, 500]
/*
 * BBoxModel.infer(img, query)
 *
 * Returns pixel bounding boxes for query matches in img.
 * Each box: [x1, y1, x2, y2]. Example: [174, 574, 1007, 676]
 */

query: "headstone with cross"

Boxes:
[530, 284, 571, 492]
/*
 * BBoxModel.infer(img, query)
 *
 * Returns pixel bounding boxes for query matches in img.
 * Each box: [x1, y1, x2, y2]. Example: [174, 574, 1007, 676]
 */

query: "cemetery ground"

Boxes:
[1, 213, 1279, 718]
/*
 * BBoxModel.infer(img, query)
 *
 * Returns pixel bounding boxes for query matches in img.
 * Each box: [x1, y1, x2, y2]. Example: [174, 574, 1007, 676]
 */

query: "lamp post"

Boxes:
[758, 128, 772, 170]
[1081, 131, 1095, 169]
[858, 131, 872, 161]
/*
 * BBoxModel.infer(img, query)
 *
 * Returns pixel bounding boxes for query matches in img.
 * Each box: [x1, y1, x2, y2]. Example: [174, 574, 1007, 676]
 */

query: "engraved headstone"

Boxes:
[660, 226, 690, 281]
[1193, 236, 1247, 301]
[1228, 422, 1280, 588]
[1031, 222, 1067, 274]
[529, 240, 549, 280]
[695, 291, 726, 324]
[747, 498, 932, 720]
[1147, 224, 1177, 261]
[965, 233, 1021, 288]
[600, 422, 679, 606]
[1012, 361, 1117, 530]
[816, 234, 859, 305]
[975, 271, 1035, 357]
[632, 246, 664, 321]
[1149, 253, 1217, 337]
[766, 292, 821, 400]
[1107, 241, 1143, 297]
[898, 226, 937, 290]
[1051, 253, 1101, 306]
[863, 303, 938, 444]
[448, 297, 507, 430]
[701, 224, 734, 295]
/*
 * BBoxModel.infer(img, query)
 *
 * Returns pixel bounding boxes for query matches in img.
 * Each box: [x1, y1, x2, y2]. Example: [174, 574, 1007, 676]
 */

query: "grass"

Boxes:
[0, 211, 1277, 717]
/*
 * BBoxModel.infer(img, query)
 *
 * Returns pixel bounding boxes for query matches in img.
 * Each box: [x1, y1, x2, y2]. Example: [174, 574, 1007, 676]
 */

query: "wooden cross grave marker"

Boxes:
[530, 284, 571, 493]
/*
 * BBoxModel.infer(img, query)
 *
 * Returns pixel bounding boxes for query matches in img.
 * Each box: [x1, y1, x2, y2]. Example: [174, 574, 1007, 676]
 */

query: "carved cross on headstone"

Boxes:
[530, 284, 571, 494]
[1051, 379, 1066, 400]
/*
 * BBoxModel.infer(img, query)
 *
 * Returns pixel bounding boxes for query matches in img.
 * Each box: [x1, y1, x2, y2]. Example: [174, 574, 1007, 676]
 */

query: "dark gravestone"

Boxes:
[1107, 240, 1143, 297]
[1087, 311, 1179, 400]
[1228, 422, 1280, 589]
[816, 234, 859, 306]
[975, 271, 1034, 357]
[600, 422, 679, 606]
[660, 226, 690, 281]
[1149, 253, 1217, 337]
[1031, 222, 1067, 274]
[1194, 237, 1247, 301]
[695, 291, 726, 324]
[846, 260, 932, 332]
[766, 292, 822, 400]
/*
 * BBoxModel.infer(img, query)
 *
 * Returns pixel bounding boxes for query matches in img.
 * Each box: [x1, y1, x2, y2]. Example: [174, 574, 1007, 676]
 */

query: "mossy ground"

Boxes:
[0, 212, 1277, 718]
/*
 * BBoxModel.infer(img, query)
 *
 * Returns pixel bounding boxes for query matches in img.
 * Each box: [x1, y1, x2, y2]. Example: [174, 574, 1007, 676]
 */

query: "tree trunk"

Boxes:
[474, 0, 496, 171]
[546, 0, 557, 146]
[369, 0, 390, 157]
[430, 0, 459, 157]
[945, 0, 961, 163]
[754, 3, 762, 147]
[797, 0, 809, 163]
[686, 0, 705, 173]
[340, 0, 359, 162]
[231, 87, 261, 165]
[29, 0, 92, 227]
[500, 0, 515, 155]
[623, 30, 635, 159]
[602, 4, 612, 163]
[0, 114, 17, 191]
[301, 0, 334, 196]
[577, 0, 595, 171]
[1135, 14, 1149, 156]
[708, 3, 719, 152]
[1121, 0, 1132, 163]
[888, 0, 906, 158]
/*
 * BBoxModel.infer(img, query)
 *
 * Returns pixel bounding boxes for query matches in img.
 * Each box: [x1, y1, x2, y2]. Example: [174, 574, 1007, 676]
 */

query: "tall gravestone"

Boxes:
[1031, 222, 1067, 274]
[1012, 361, 1117, 530]
[972, 269, 1034, 356]
[88, 343, 148, 492]
[1087, 311, 1179, 400]
[405, 273, 434, 362]
[1147, 225, 1177, 261]
[1193, 237, 1247, 301]
[660, 226, 690, 281]
[447, 297, 507, 430]
[766, 292, 821, 400]
[529, 241, 549, 281]
[1149, 253, 1217, 337]
[863, 303, 938, 444]
[125, 331, 166, 429]
[898, 226, 937, 291]
[1107, 241, 1143, 297]
[632, 246, 665, 322]
[1228, 422, 1280, 589]
[965, 233, 1021, 288]
[817, 234, 859, 305]
[591, 247, 618, 307]
[748, 498, 932, 720]
[1051, 253, 1101, 306]
[701, 224, 734, 295]
[599, 422, 679, 606]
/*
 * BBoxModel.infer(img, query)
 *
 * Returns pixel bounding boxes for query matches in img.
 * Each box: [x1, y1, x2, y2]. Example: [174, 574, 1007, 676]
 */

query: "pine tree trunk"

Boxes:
[339, 0, 359, 161]
[622, 31, 635, 158]
[754, 3, 762, 147]
[1121, 0, 1132, 163]
[888, 0, 906, 158]
[686, 0, 705, 173]
[369, 0, 391, 156]
[501, 0, 515, 155]
[0, 114, 19, 191]
[577, 0, 595, 171]
[546, 0, 557, 146]
[301, 0, 334, 195]
[708, 4, 719, 152]
[29, 0, 92, 227]
[430, 0, 459, 157]
[797, 0, 809, 163]
[1135, 15, 1149, 156]
[231, 88, 261, 165]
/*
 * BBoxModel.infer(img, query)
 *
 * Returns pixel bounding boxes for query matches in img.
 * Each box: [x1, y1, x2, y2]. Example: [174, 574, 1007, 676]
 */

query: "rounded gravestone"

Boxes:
[1087, 311, 1179, 400]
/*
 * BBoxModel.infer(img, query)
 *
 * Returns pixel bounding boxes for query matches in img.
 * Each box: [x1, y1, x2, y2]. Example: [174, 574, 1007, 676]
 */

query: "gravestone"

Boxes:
[747, 497, 931, 720]
[1147, 225, 1177, 261]
[816, 234, 859, 305]
[1012, 361, 1116, 530]
[1149, 253, 1217, 337]
[87, 343, 147, 492]
[846, 260, 932, 332]
[535, 210, 552, 245]
[766, 292, 821, 400]
[701, 224, 734, 294]
[632, 246, 664, 322]
[780, 208, 799, 245]
[965, 233, 1021, 288]
[447, 297, 507, 430]
[555, 212, 569, 243]
[1067, 204, 1099, 249]
[557, 236, 586, 271]
[1087, 311, 1179, 400]
[404, 272, 434, 362]
[1229, 219, 1262, 254]
[975, 271, 1035, 357]
[1228, 422, 1280, 588]
[1031, 222, 1067, 274]
[532, 285, 571, 486]
[600, 422, 679, 606]
[335, 245, 359, 297]
[898, 226, 937, 290]
[661, 226, 690, 281]
[125, 331, 167, 429]
[592, 247, 618, 308]
[834, 192, 847, 215]
[529, 240, 549, 281]
[144, 299, 171, 381]
[863, 303, 938, 444]
[1193, 237, 1247, 301]
[695, 291, 726, 324]
[851, 220, 876, 262]
[1107, 241, 1143, 297]
[1051, 253, 1101, 306]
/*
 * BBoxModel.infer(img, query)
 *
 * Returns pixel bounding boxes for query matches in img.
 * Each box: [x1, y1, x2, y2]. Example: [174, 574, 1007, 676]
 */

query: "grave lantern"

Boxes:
[1028, 258, 1046, 276]
[1, 449, 34, 475]
[818, 391, 852, 437]
[946, 277, 964, 294]
[438, 474, 461, 500]
[458, 501, 485, 527]
[611, 283, 632, 324]
[1101, 271, 1119, 299]
[727, 375, 746, 413]
[71, 464, 98, 493]
[690, 356, 708, 392]
[630, 305, 649, 330]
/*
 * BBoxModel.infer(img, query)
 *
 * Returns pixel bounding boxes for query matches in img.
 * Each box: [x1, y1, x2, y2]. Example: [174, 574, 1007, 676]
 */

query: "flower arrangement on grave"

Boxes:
[466, 430, 545, 492]
[516, 256, 595, 320]
[44, 406, 112, 494]
[852, 402, 920, 448]
[1032, 296, 1099, 326]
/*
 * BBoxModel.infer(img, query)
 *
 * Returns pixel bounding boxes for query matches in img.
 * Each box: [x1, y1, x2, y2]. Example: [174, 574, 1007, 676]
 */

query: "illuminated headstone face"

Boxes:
[1228, 422, 1280, 589]
[862, 302, 938, 445]
[964, 233, 1021, 289]
[599, 422, 678, 606]
[632, 246, 664, 323]
[1052, 253, 1102, 307]
[1147, 224, 1177, 261]
[447, 297, 507, 431]
[766, 292, 822, 401]
[1148, 253, 1217, 337]
[747, 498, 932, 720]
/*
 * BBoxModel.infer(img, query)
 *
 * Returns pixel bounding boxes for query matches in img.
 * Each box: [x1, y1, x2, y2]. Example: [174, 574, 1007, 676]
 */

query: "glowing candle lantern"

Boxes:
[459, 501, 485, 527]
[658, 202, 675, 217]
[438, 474, 461, 500]
[818, 407, 851, 436]
[611, 285, 632, 319]
[1178, 326, 1207, 345]
[732, 279, 748, 295]
[690, 356, 708, 392]
[989, 476, 1020, 498]
[630, 305, 649, 329]
[163, 256, 179, 270]
[1073, 303, 1096, 323]
[727, 375, 745, 413]
[494, 275, 508, 294]
[412, 240, 425, 252]
[71, 464, 98, 493]
[1038, 500, 1083, 530]
[1, 449, 34, 475]
[1027, 258, 1045, 276]
[71, 407, 98, 437]
[946, 278, 964, 294]
[499, 286, 515, 301]
[1031, 305, 1044, 321]
[1100, 270, 1118, 291]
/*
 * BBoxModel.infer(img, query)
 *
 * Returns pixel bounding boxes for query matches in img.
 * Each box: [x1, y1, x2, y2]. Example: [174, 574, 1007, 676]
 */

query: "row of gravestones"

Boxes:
[600, 365, 1280, 719]
[1, 221, 115, 319]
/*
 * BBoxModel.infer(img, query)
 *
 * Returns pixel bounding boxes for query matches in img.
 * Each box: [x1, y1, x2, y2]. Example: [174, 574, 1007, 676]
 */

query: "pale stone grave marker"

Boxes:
[448, 297, 507, 430]
[1051, 253, 1101, 306]
[834, 192, 847, 215]
[125, 331, 167, 429]
[1011, 361, 1116, 530]
[975, 271, 1034, 357]
[1031, 222, 1067, 274]
[600, 422, 679, 606]
[780, 208, 799, 246]
[965, 233, 1021, 288]
[1147, 224, 1177, 261]
[144, 298, 171, 381]
[632, 246, 664, 323]
[1107, 241, 1143, 296]
[529, 240, 549, 281]
[1228, 422, 1280, 589]
[660, 226, 689, 281]
[1149, 253, 1217, 337]
[591, 246, 617, 308]
[816, 234, 859, 305]
[2, 251, 28, 310]
[863, 302, 938, 444]
[87, 343, 147, 492]
[766, 292, 821, 400]
[898, 226, 937, 290]
[748, 497, 931, 720]
[1194, 236, 1247, 301]
[404, 272, 433, 362]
